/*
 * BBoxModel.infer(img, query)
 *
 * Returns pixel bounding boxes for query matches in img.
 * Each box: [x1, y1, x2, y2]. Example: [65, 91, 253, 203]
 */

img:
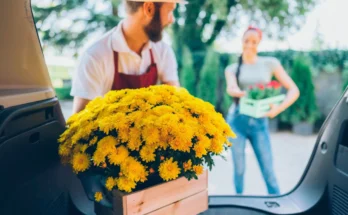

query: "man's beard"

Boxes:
[144, 6, 163, 42]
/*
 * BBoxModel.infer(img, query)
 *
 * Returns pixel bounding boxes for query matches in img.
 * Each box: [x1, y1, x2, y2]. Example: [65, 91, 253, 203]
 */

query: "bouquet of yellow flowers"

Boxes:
[58, 85, 235, 197]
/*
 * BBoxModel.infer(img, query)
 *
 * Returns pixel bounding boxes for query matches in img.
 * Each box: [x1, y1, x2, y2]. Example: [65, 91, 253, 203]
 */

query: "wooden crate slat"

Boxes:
[145, 190, 208, 215]
[123, 171, 208, 215]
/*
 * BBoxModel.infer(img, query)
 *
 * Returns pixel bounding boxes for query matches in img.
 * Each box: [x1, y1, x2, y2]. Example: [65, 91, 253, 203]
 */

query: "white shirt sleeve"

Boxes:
[158, 45, 179, 83]
[70, 52, 104, 100]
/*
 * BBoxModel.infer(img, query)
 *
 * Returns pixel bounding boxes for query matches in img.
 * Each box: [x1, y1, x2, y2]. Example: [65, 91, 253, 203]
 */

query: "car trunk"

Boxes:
[0, 1, 75, 214]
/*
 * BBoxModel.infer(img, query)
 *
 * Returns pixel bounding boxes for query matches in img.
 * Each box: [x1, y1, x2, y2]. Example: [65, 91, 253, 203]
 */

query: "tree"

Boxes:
[32, 0, 122, 56]
[197, 49, 219, 106]
[32, 0, 316, 89]
[172, 0, 316, 93]
[180, 46, 196, 96]
[280, 56, 319, 124]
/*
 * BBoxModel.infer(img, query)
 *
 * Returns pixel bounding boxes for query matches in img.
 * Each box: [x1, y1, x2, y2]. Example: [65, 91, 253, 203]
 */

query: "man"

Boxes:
[71, 0, 188, 209]
[71, 0, 187, 114]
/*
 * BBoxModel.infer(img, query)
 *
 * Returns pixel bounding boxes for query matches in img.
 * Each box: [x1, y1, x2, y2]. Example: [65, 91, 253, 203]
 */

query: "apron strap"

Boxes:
[149, 49, 155, 65]
[114, 51, 119, 73]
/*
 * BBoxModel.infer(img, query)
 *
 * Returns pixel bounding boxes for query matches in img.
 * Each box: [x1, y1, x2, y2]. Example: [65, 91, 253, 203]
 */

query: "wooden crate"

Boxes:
[239, 94, 286, 118]
[95, 171, 208, 215]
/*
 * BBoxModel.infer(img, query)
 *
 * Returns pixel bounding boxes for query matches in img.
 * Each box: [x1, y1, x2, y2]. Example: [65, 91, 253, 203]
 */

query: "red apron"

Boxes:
[112, 49, 158, 90]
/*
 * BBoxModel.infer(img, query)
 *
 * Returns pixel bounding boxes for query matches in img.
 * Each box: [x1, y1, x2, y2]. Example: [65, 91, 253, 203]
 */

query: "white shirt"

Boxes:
[70, 20, 179, 100]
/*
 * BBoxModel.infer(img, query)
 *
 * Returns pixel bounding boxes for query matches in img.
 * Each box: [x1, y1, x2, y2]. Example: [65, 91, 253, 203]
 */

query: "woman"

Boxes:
[225, 26, 300, 195]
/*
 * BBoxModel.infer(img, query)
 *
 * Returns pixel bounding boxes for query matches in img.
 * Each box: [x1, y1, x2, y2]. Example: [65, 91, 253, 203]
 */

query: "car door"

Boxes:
[0, 1, 76, 215]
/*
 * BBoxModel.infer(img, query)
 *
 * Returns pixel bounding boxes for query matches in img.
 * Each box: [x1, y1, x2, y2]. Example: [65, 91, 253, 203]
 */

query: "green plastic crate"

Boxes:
[55, 87, 73, 100]
[239, 94, 286, 118]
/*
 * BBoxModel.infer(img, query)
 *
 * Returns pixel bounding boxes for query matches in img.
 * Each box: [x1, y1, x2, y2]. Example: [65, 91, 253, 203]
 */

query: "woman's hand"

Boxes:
[265, 104, 283, 118]
[227, 87, 246, 98]
[225, 70, 246, 98]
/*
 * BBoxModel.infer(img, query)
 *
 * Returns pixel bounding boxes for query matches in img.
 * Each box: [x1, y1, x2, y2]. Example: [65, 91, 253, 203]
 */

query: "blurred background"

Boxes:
[32, 0, 348, 196]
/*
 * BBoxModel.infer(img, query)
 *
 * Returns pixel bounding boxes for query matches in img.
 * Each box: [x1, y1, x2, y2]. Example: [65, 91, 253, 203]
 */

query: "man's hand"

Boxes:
[162, 80, 180, 87]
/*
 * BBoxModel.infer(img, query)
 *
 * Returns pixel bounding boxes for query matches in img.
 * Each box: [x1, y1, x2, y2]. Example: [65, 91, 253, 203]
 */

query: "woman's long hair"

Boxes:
[234, 55, 243, 104]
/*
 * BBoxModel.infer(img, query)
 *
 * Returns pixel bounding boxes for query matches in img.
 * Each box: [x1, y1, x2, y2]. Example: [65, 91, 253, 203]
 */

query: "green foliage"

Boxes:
[180, 46, 196, 96]
[32, 0, 315, 54]
[258, 50, 348, 73]
[222, 92, 233, 116]
[220, 55, 237, 115]
[33, 0, 316, 94]
[32, 0, 121, 54]
[342, 61, 348, 92]
[280, 56, 320, 124]
[172, 0, 315, 95]
[197, 50, 219, 106]
[180, 49, 347, 119]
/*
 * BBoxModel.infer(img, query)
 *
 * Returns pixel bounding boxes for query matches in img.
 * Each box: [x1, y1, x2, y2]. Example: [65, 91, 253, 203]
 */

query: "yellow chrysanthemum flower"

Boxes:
[94, 192, 103, 202]
[121, 157, 148, 182]
[183, 160, 192, 172]
[66, 113, 79, 126]
[98, 116, 116, 135]
[168, 136, 192, 152]
[97, 136, 118, 155]
[81, 121, 98, 138]
[113, 113, 131, 131]
[193, 142, 208, 158]
[105, 177, 116, 191]
[58, 144, 71, 157]
[71, 132, 82, 146]
[140, 145, 156, 163]
[58, 85, 237, 193]
[209, 137, 224, 154]
[127, 128, 142, 151]
[89, 136, 98, 146]
[198, 135, 212, 148]
[151, 105, 175, 116]
[80, 144, 88, 153]
[128, 111, 144, 124]
[193, 165, 204, 175]
[116, 176, 137, 193]
[118, 128, 130, 143]
[72, 144, 83, 154]
[58, 130, 69, 144]
[71, 153, 90, 173]
[159, 158, 181, 181]
[92, 150, 106, 166]
[108, 146, 129, 165]
[142, 125, 160, 146]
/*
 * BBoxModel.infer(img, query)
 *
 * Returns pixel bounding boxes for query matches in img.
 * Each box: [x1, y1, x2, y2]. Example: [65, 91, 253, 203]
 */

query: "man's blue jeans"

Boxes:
[226, 106, 280, 195]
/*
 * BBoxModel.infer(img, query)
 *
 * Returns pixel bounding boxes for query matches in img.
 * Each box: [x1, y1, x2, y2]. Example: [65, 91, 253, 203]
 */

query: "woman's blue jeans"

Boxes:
[226, 106, 280, 195]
